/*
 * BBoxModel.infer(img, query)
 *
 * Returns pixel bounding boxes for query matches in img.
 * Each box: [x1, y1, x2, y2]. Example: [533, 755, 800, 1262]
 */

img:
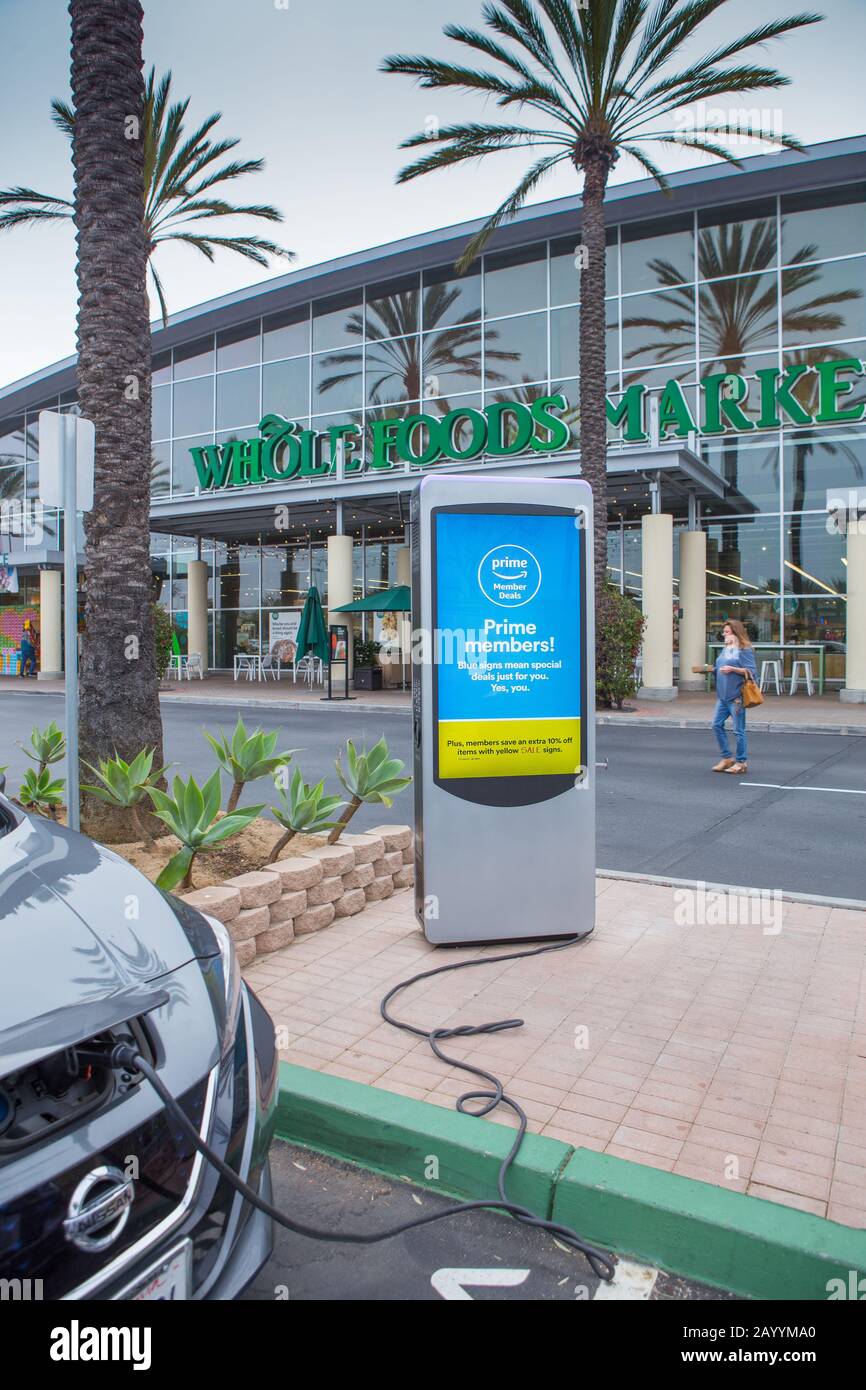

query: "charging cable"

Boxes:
[104, 929, 614, 1281]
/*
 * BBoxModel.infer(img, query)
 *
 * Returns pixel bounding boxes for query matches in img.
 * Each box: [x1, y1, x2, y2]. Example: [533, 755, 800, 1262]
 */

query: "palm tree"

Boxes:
[69, 0, 164, 840]
[0, 67, 293, 324]
[383, 0, 821, 604]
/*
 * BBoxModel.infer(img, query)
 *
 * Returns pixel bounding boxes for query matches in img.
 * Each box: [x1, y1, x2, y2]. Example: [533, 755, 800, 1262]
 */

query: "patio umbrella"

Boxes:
[333, 585, 412, 690]
[295, 585, 329, 664]
[331, 585, 411, 613]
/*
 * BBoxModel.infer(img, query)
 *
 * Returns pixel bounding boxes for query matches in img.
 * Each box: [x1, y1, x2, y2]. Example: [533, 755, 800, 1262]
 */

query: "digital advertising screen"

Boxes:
[432, 505, 585, 795]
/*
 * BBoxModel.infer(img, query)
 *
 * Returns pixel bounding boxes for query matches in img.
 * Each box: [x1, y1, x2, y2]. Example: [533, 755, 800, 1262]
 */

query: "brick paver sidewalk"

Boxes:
[245, 878, 866, 1228]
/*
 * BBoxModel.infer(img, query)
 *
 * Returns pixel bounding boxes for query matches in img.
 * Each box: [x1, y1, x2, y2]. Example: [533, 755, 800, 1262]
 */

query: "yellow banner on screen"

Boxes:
[438, 718, 582, 779]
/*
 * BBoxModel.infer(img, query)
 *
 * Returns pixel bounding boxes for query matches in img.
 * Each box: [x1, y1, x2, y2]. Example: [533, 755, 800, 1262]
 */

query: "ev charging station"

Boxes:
[411, 474, 595, 945]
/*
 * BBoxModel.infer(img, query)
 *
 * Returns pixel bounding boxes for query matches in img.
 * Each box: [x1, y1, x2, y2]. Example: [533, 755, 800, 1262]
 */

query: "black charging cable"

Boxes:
[104, 929, 614, 1280]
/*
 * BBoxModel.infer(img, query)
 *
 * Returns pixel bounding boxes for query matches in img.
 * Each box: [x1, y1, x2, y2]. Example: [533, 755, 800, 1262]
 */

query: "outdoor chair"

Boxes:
[789, 659, 815, 696]
[759, 659, 782, 695]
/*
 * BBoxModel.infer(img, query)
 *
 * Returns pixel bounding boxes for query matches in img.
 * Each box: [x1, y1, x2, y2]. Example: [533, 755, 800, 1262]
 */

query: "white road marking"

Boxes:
[431, 1268, 530, 1300]
[744, 783, 866, 795]
[593, 1260, 659, 1300]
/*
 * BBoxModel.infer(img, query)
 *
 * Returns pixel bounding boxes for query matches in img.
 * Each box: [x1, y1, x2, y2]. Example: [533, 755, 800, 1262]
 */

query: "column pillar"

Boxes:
[187, 559, 209, 675]
[38, 567, 62, 679]
[327, 534, 354, 684]
[638, 512, 677, 700]
[395, 545, 411, 689]
[678, 530, 707, 691]
[841, 526, 866, 702]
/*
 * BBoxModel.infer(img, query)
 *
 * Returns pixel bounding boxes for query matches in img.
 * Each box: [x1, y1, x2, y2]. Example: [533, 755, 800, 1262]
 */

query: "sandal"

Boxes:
[712, 758, 734, 772]
[724, 762, 748, 774]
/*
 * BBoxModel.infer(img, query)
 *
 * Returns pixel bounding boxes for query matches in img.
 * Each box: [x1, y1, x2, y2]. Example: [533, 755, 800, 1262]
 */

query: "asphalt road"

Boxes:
[3, 691, 865, 897]
[240, 1141, 738, 1301]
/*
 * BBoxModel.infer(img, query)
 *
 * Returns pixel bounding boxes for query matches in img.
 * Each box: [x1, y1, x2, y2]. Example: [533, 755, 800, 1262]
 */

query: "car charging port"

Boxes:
[0, 1019, 153, 1156]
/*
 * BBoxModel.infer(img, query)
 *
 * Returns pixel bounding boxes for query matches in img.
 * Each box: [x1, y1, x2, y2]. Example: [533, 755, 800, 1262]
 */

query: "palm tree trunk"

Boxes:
[327, 797, 361, 845]
[577, 155, 611, 610]
[70, 0, 164, 842]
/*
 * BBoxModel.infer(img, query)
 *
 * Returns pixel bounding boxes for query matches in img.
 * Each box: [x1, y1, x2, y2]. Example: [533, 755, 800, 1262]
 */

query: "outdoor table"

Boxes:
[169, 653, 187, 680]
[705, 643, 826, 695]
[233, 653, 262, 681]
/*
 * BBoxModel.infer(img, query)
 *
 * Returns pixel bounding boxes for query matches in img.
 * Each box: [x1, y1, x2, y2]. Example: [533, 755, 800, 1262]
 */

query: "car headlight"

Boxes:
[203, 914, 243, 1061]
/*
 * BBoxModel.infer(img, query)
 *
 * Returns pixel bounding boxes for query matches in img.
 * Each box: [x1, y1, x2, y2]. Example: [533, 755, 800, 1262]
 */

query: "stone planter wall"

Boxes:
[180, 824, 413, 967]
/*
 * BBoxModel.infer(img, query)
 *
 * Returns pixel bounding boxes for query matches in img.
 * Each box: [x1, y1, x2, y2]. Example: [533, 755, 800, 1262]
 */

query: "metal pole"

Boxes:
[63, 413, 80, 831]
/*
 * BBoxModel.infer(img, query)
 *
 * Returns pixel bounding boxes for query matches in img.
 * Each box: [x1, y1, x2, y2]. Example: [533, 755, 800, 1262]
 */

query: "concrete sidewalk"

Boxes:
[245, 878, 866, 1229]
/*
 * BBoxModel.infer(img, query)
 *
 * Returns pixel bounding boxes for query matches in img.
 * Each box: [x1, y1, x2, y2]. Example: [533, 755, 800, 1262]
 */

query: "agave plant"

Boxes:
[81, 749, 168, 845]
[204, 716, 295, 813]
[327, 737, 411, 844]
[267, 769, 345, 864]
[21, 720, 66, 776]
[147, 770, 265, 891]
[19, 767, 66, 819]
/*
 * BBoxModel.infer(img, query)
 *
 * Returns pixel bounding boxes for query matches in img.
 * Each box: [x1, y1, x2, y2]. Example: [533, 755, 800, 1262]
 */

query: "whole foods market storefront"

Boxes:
[1, 136, 865, 697]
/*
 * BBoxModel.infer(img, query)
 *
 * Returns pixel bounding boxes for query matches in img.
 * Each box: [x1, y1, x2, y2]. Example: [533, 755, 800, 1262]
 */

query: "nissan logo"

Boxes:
[63, 1165, 135, 1253]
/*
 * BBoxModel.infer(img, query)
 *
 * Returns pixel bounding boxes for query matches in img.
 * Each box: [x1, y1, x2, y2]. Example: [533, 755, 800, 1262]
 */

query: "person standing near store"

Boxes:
[694, 619, 758, 775]
[19, 621, 37, 678]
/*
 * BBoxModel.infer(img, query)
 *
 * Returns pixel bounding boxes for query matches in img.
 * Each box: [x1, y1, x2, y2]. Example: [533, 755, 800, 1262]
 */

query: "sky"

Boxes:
[0, 0, 864, 388]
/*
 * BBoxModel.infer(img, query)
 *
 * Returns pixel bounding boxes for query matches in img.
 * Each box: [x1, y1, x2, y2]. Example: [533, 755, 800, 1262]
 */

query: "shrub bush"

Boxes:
[153, 603, 173, 680]
[596, 584, 645, 710]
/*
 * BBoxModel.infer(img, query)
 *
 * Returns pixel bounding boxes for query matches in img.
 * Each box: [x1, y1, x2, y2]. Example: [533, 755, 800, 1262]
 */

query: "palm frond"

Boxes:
[457, 149, 571, 270]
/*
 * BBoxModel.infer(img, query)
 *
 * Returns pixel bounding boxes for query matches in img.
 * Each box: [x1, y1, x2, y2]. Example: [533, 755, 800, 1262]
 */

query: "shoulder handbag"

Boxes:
[741, 673, 764, 708]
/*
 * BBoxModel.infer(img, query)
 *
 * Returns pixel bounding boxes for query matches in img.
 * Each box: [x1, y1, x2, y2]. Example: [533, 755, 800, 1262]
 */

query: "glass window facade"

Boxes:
[9, 176, 865, 678]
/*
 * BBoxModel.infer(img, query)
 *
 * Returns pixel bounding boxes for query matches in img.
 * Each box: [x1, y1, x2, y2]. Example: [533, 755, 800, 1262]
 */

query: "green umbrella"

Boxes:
[332, 585, 411, 613]
[333, 585, 412, 691]
[295, 585, 329, 663]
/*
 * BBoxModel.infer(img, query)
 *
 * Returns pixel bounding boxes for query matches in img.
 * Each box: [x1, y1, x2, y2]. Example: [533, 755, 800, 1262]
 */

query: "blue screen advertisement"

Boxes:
[434, 510, 584, 780]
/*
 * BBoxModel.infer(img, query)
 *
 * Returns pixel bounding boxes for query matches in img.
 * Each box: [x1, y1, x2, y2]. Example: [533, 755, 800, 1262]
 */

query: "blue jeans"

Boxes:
[713, 697, 747, 762]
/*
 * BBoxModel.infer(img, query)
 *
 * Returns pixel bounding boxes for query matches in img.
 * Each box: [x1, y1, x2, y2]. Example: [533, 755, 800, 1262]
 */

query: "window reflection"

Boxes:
[263, 356, 309, 419]
[701, 437, 781, 512]
[698, 200, 777, 275]
[216, 322, 260, 371]
[484, 312, 546, 386]
[365, 336, 421, 406]
[313, 347, 362, 412]
[216, 366, 259, 431]
[172, 433, 211, 495]
[173, 335, 214, 380]
[622, 289, 695, 369]
[699, 272, 778, 362]
[782, 257, 866, 347]
[152, 384, 171, 440]
[422, 263, 482, 327]
[312, 291, 362, 352]
[423, 327, 484, 397]
[781, 185, 866, 266]
[173, 376, 214, 437]
[621, 214, 694, 295]
[484, 245, 546, 318]
[366, 273, 420, 338]
[263, 306, 309, 361]
[783, 426, 866, 511]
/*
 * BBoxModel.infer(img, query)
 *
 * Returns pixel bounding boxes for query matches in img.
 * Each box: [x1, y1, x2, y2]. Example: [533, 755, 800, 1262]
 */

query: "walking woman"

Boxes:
[695, 619, 758, 775]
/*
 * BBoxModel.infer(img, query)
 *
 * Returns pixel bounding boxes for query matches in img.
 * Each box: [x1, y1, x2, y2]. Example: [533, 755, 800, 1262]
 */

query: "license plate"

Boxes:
[115, 1240, 192, 1301]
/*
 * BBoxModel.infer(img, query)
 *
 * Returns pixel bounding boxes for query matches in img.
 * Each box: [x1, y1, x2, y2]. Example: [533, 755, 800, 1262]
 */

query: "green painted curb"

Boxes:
[554, 1149, 866, 1301]
[277, 1062, 866, 1299]
[276, 1062, 569, 1217]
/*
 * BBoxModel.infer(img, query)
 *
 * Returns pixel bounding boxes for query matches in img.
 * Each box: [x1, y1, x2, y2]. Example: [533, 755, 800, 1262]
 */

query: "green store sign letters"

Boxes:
[190, 356, 865, 493]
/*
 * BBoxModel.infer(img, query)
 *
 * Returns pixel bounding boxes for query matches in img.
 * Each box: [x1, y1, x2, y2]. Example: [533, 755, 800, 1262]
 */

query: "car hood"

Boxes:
[0, 807, 201, 1039]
